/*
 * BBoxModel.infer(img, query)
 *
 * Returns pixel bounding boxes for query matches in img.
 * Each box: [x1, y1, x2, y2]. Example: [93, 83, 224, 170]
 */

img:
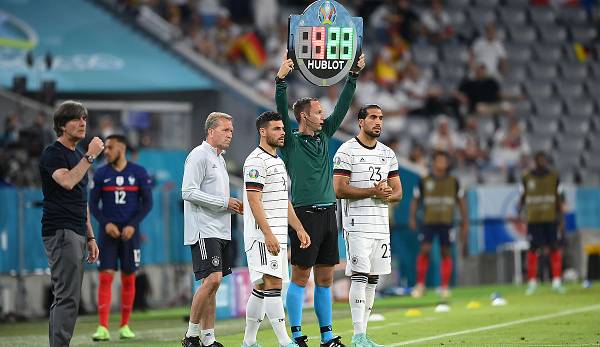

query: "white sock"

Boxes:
[186, 321, 200, 337]
[243, 289, 266, 346]
[363, 277, 378, 331]
[264, 289, 293, 346]
[201, 329, 215, 345]
[349, 274, 368, 335]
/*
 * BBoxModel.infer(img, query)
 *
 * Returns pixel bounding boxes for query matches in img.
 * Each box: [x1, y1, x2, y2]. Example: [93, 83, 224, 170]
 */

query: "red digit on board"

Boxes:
[312, 26, 325, 60]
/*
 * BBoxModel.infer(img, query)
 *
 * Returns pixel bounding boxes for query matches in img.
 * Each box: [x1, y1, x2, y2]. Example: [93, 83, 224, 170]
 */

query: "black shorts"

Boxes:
[528, 222, 558, 249]
[290, 205, 339, 267]
[190, 238, 233, 280]
[419, 224, 453, 247]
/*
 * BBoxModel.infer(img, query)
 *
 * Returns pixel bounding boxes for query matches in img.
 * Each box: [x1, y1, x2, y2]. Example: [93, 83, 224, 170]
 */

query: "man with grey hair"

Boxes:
[181, 112, 243, 347]
[39, 100, 103, 346]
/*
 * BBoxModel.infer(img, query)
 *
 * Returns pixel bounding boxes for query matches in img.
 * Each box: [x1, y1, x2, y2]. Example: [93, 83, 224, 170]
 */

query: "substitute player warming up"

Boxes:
[518, 151, 565, 295]
[409, 151, 468, 299]
[333, 105, 402, 347]
[241, 112, 311, 347]
[90, 134, 153, 341]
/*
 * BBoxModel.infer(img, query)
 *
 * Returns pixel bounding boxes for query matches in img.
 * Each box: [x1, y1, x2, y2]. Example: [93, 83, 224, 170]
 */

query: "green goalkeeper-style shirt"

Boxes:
[275, 74, 358, 208]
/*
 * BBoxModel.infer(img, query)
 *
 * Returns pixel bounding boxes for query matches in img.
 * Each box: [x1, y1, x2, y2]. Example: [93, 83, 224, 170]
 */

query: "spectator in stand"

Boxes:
[252, 0, 278, 35]
[455, 64, 515, 117]
[21, 113, 55, 157]
[1, 114, 20, 148]
[461, 117, 489, 169]
[470, 23, 507, 79]
[212, 9, 241, 63]
[491, 116, 530, 181]
[394, 0, 421, 43]
[375, 31, 411, 86]
[401, 63, 446, 117]
[428, 115, 464, 158]
[420, 0, 455, 44]
[408, 142, 429, 177]
[196, 0, 222, 28]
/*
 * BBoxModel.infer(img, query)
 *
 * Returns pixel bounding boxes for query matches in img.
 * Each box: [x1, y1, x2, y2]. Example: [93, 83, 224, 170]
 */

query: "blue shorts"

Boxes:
[98, 224, 141, 273]
[527, 222, 558, 249]
[419, 224, 453, 247]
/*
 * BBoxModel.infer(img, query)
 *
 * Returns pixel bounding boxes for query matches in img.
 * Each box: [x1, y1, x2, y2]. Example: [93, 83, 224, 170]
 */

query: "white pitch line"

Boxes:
[390, 304, 600, 346]
[307, 317, 438, 341]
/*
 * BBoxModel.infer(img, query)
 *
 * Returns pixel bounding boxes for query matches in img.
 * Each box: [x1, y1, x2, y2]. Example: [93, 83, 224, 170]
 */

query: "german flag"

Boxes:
[228, 32, 267, 67]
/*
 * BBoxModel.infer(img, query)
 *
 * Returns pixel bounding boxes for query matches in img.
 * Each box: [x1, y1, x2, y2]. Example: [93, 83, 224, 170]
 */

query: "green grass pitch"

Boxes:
[1, 282, 598, 346]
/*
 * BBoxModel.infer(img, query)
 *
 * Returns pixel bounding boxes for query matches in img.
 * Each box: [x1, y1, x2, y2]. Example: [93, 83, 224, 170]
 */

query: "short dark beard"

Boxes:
[267, 137, 283, 148]
[364, 128, 381, 138]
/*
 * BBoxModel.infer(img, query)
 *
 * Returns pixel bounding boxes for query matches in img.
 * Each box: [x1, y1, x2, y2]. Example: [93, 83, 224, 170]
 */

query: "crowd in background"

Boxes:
[136, 0, 593, 183]
[2, 0, 599, 186]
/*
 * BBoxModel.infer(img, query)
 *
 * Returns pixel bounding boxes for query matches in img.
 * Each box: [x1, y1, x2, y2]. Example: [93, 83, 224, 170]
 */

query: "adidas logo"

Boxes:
[360, 158, 365, 162]
[212, 164, 217, 168]
[274, 168, 278, 173]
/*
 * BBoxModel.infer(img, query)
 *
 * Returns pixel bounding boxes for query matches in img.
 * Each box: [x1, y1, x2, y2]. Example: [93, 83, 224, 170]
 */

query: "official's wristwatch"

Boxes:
[84, 154, 95, 164]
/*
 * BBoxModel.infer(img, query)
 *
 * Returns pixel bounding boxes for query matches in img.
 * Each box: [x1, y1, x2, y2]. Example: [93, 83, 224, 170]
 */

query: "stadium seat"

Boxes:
[447, 0, 471, 8]
[513, 100, 533, 115]
[586, 80, 600, 96]
[499, 8, 527, 26]
[534, 99, 563, 120]
[504, 64, 528, 82]
[565, 98, 595, 117]
[441, 45, 470, 64]
[588, 137, 600, 151]
[506, 43, 533, 64]
[531, 118, 559, 134]
[589, 63, 600, 79]
[467, 8, 497, 28]
[538, 26, 568, 44]
[556, 134, 587, 152]
[505, 0, 530, 7]
[533, 43, 563, 64]
[553, 154, 581, 171]
[582, 153, 600, 171]
[529, 7, 556, 25]
[525, 80, 554, 99]
[558, 7, 589, 24]
[437, 63, 466, 82]
[406, 117, 431, 139]
[570, 26, 598, 42]
[447, 9, 467, 26]
[501, 80, 523, 95]
[562, 118, 590, 137]
[509, 25, 537, 44]
[528, 63, 558, 80]
[555, 81, 584, 99]
[559, 62, 588, 81]
[412, 46, 438, 67]
[528, 134, 554, 152]
[575, 169, 600, 185]
[473, 0, 499, 7]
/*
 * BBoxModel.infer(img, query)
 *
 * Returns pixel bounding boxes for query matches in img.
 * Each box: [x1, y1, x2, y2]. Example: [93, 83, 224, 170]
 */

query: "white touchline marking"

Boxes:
[390, 304, 600, 346]
[307, 317, 439, 340]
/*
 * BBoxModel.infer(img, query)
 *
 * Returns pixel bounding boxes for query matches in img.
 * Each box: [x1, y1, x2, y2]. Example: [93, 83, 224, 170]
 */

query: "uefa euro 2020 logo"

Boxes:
[318, 1, 337, 25]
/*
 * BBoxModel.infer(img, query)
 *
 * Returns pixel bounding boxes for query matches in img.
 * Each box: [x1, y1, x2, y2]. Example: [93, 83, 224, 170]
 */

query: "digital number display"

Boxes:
[296, 26, 353, 60]
[288, 0, 363, 86]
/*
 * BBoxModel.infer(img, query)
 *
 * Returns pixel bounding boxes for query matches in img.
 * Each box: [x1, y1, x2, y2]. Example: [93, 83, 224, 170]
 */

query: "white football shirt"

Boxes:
[243, 147, 289, 250]
[333, 137, 399, 240]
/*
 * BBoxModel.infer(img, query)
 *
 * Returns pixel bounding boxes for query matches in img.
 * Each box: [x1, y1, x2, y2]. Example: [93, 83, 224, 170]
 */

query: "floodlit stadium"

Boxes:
[0, 0, 599, 346]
